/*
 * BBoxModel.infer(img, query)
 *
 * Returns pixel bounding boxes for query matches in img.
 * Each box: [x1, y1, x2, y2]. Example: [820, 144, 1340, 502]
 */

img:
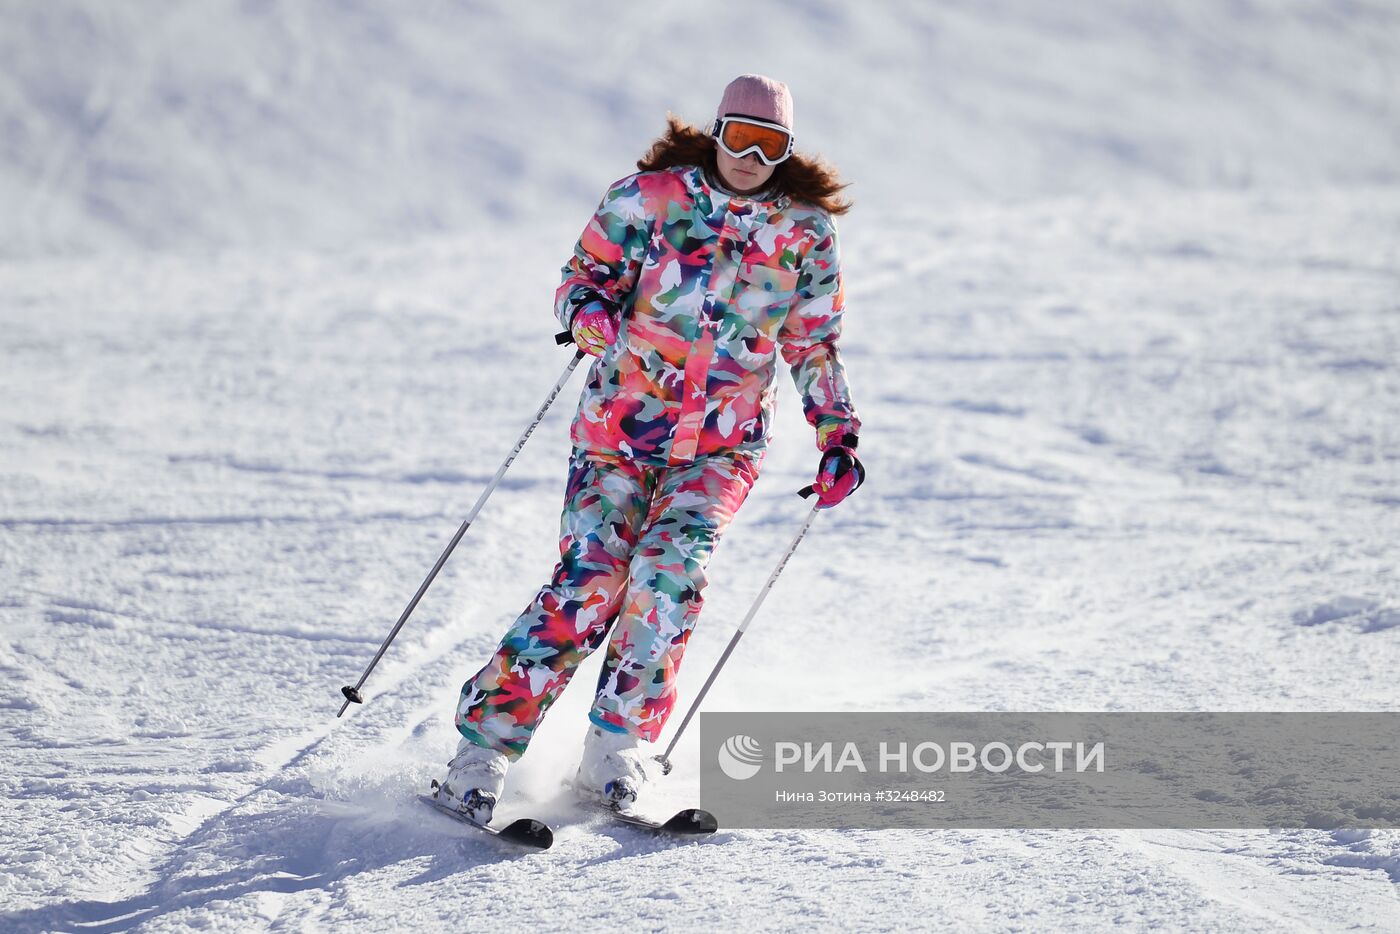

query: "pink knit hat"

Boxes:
[716, 74, 794, 131]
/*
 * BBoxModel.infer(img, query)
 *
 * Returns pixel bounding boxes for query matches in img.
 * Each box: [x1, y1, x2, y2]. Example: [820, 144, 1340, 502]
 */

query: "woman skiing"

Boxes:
[438, 74, 865, 823]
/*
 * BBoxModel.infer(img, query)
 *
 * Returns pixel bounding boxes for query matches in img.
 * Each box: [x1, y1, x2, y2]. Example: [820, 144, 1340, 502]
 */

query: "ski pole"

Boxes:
[337, 332, 584, 717]
[656, 496, 823, 773]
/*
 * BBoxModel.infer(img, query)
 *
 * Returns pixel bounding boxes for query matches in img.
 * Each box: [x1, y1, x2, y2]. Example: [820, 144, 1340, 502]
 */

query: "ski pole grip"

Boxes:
[555, 330, 574, 346]
[797, 484, 816, 498]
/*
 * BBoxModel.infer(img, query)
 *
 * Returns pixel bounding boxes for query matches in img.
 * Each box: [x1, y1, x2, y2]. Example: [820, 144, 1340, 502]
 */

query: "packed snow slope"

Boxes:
[2, 186, 1398, 931]
[3, 2, 1400, 932]
[1, 0, 1399, 257]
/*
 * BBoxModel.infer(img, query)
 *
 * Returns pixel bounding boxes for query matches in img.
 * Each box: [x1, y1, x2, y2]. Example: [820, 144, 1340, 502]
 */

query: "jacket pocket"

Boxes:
[734, 261, 800, 332]
[737, 261, 799, 298]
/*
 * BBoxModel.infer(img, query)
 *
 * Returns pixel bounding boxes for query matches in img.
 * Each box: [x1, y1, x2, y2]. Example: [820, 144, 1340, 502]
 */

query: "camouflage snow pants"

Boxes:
[455, 448, 762, 758]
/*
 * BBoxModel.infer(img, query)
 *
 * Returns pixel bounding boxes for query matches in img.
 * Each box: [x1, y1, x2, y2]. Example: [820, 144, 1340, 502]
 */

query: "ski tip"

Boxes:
[420, 791, 554, 850]
[499, 817, 554, 849]
[662, 808, 718, 835]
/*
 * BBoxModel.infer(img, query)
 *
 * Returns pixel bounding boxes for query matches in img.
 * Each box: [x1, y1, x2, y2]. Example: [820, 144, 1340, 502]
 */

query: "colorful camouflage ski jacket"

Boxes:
[555, 164, 861, 467]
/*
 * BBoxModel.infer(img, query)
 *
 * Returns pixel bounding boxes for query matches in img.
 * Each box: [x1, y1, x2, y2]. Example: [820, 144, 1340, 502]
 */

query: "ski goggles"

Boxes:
[711, 115, 794, 166]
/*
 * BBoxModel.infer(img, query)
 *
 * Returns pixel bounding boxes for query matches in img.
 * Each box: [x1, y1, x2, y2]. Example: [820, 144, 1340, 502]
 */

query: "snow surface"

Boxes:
[3, 1, 1400, 257]
[2, 2, 1399, 932]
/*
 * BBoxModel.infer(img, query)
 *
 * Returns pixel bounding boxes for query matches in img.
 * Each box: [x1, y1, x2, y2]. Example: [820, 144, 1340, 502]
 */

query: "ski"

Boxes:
[601, 803, 719, 836]
[571, 790, 718, 835]
[420, 781, 554, 850]
[562, 776, 718, 835]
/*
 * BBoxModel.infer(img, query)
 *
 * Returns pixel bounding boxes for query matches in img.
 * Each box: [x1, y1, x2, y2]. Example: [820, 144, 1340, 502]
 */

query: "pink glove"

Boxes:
[571, 305, 619, 357]
[802, 432, 865, 509]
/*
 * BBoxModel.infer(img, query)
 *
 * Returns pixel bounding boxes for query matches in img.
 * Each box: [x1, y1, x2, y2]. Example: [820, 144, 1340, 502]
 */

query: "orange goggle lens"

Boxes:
[718, 119, 791, 163]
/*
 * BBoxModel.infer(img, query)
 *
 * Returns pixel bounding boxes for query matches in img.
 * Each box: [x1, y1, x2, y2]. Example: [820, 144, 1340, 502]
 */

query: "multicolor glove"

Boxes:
[802, 432, 865, 509]
[571, 303, 619, 357]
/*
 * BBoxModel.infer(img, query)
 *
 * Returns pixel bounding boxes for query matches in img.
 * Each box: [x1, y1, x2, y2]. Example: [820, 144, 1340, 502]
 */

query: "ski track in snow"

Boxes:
[1, 185, 1398, 931]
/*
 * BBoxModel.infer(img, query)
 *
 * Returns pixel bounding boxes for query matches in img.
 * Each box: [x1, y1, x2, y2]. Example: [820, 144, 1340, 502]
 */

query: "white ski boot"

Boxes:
[437, 735, 510, 825]
[576, 723, 658, 809]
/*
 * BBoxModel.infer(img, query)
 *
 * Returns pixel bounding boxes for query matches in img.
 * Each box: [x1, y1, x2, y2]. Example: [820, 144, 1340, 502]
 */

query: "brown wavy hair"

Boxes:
[636, 114, 852, 216]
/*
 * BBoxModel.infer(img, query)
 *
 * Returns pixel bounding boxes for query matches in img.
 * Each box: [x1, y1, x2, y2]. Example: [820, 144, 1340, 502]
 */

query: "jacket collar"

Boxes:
[688, 164, 790, 212]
